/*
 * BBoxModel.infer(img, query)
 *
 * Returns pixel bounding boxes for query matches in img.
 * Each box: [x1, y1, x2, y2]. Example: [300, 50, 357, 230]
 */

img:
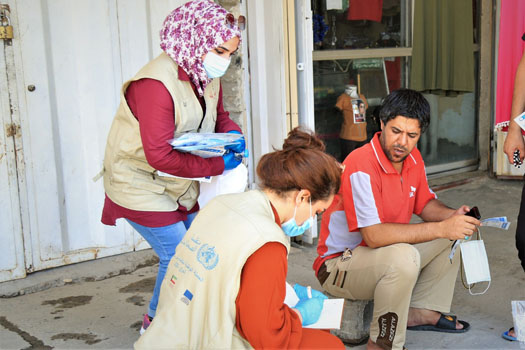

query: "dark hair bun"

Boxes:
[282, 127, 326, 153]
[257, 126, 340, 202]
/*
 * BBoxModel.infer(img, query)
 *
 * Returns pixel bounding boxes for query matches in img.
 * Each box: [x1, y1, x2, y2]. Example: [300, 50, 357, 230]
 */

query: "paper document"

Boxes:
[481, 217, 510, 230]
[284, 282, 344, 329]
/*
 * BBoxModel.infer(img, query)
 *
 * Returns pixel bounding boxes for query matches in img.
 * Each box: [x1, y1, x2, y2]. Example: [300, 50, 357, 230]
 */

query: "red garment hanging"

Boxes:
[346, 0, 383, 23]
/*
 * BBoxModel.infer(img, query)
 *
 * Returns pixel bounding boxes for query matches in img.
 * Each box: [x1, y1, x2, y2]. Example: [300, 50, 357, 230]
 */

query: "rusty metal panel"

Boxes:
[0, 31, 25, 282]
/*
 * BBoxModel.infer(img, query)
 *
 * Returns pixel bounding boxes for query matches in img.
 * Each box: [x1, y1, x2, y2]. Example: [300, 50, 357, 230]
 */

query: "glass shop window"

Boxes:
[314, 57, 407, 162]
[311, 0, 411, 162]
[312, 0, 409, 50]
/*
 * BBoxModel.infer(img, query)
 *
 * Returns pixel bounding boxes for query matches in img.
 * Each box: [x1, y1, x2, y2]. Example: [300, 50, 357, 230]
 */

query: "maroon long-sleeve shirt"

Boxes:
[101, 66, 241, 227]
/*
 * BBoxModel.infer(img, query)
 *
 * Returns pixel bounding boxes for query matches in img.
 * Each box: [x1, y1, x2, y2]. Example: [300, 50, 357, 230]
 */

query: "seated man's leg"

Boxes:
[321, 244, 420, 350]
[409, 238, 462, 327]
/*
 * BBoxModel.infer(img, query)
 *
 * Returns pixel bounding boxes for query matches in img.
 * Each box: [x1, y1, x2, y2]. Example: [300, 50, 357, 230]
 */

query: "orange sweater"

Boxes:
[235, 242, 345, 349]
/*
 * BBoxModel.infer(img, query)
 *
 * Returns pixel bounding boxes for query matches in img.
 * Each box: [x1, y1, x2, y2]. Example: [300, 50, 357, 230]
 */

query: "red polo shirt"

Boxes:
[101, 66, 241, 227]
[313, 132, 436, 274]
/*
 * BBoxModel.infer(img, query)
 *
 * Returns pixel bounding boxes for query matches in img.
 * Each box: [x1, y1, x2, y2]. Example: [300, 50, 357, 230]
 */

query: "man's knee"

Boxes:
[385, 244, 420, 282]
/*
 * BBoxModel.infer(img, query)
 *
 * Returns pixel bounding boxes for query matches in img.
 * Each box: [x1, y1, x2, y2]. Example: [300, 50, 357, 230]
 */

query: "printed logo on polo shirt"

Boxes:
[181, 289, 193, 305]
[409, 186, 416, 198]
[169, 274, 177, 286]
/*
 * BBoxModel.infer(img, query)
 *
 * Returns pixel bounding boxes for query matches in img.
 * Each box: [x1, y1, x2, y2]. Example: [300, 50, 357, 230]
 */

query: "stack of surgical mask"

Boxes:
[168, 133, 243, 158]
[512, 301, 525, 348]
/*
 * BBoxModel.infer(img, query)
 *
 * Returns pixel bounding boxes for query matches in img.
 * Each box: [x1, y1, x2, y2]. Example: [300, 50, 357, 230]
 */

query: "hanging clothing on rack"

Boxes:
[346, 0, 383, 23]
[410, 0, 475, 95]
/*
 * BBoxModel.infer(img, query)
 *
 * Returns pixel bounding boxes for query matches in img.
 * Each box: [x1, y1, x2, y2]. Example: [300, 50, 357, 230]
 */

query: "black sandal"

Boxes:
[407, 313, 470, 333]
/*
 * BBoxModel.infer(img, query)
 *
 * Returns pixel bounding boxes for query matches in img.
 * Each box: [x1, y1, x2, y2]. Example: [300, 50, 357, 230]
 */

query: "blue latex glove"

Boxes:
[294, 297, 324, 326]
[222, 151, 241, 171]
[294, 284, 327, 301]
[225, 130, 246, 154]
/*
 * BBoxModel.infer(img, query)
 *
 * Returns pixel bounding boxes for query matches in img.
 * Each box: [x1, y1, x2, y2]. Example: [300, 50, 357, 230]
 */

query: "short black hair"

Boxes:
[378, 88, 430, 133]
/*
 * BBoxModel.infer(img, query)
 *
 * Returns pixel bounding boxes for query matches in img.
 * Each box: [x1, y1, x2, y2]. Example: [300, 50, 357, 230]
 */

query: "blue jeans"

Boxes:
[126, 212, 197, 318]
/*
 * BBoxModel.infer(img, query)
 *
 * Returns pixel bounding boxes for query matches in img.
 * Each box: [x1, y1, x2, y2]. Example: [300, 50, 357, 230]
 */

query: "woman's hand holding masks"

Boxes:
[222, 151, 242, 171]
[225, 130, 246, 154]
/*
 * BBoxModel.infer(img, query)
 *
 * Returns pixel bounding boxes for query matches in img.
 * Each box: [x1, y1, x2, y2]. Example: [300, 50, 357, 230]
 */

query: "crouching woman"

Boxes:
[135, 127, 345, 349]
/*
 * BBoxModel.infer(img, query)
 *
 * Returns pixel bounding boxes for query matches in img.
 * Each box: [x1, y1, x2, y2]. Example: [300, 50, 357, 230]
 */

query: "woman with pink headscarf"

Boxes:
[100, 0, 245, 333]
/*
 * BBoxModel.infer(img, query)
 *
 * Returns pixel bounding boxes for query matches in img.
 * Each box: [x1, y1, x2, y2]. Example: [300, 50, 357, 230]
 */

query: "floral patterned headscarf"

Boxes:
[160, 0, 241, 96]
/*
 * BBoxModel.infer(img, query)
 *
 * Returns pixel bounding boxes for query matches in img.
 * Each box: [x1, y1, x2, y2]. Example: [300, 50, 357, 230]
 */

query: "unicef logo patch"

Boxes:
[196, 244, 219, 270]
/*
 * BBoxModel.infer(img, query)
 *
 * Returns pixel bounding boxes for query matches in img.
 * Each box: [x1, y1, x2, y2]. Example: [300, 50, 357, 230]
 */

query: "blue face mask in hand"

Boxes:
[203, 52, 231, 79]
[282, 198, 313, 237]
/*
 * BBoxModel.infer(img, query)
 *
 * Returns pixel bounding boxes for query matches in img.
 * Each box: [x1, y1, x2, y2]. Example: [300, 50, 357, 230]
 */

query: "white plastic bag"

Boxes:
[198, 164, 248, 208]
[512, 301, 525, 347]
[460, 239, 491, 295]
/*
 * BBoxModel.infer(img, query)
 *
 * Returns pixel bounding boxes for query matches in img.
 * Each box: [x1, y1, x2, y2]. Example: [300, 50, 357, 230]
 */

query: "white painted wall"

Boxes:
[1, 0, 288, 282]
[0, 0, 183, 281]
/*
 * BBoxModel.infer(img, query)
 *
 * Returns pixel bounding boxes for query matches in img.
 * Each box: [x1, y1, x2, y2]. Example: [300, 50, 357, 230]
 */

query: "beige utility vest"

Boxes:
[103, 53, 220, 211]
[134, 190, 290, 350]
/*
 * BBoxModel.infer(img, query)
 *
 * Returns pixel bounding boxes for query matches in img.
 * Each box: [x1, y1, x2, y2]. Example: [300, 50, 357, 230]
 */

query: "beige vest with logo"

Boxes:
[134, 190, 290, 350]
[103, 53, 220, 211]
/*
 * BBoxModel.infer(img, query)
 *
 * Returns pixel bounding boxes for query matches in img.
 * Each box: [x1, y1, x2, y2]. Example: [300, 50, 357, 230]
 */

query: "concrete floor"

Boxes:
[1, 173, 524, 349]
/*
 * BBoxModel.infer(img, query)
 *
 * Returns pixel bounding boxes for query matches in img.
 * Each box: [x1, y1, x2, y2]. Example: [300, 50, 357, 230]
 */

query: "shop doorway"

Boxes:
[296, 0, 479, 175]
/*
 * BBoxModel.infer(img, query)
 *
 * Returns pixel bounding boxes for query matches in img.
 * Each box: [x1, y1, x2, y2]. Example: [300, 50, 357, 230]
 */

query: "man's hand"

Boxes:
[361, 203, 480, 247]
[503, 121, 525, 165]
[437, 214, 480, 241]
[452, 205, 470, 217]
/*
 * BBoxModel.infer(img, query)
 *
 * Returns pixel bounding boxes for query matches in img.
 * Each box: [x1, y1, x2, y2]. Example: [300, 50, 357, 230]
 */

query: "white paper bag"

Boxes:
[198, 164, 248, 208]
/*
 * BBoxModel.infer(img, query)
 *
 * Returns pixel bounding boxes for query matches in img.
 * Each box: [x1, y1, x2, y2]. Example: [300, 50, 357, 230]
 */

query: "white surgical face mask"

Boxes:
[203, 52, 231, 79]
[460, 238, 491, 295]
[345, 85, 358, 98]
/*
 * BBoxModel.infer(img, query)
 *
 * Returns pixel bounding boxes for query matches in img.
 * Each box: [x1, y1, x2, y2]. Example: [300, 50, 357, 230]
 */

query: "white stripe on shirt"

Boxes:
[350, 171, 382, 228]
[370, 141, 388, 173]
[323, 211, 363, 257]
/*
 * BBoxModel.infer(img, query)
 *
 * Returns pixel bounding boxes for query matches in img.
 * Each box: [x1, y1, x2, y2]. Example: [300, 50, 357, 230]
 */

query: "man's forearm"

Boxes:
[503, 52, 525, 163]
[360, 201, 478, 248]
[360, 222, 443, 248]
[511, 53, 525, 119]
[418, 199, 456, 222]
[508, 113, 523, 137]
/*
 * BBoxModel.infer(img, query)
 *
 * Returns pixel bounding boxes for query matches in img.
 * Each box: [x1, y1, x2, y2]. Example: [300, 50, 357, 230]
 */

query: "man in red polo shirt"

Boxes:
[313, 89, 480, 350]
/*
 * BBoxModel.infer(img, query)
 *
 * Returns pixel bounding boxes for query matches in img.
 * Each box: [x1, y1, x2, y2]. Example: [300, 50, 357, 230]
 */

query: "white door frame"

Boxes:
[295, 0, 315, 130]
[246, 0, 288, 184]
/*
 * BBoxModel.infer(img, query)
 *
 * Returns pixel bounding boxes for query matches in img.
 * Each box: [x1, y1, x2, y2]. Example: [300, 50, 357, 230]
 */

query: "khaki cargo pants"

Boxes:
[319, 239, 460, 350]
